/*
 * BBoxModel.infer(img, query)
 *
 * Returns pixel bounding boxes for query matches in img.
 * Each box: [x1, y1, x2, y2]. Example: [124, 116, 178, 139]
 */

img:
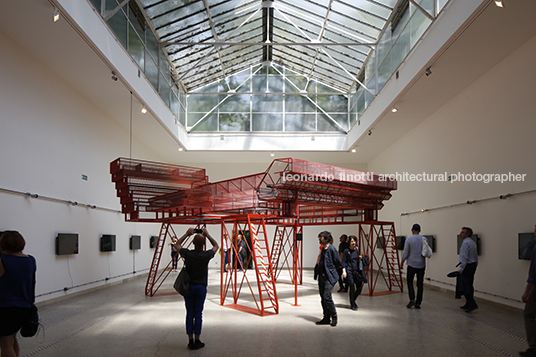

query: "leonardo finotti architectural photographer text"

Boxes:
[284, 172, 527, 184]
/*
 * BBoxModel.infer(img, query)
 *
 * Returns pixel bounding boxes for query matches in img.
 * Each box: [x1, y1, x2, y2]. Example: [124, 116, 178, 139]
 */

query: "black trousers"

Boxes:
[347, 272, 364, 308]
[461, 262, 478, 308]
[318, 274, 337, 318]
[407, 266, 425, 305]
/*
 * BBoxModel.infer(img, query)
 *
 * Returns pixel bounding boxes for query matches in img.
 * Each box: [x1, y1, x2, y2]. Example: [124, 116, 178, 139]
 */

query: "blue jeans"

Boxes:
[184, 283, 207, 335]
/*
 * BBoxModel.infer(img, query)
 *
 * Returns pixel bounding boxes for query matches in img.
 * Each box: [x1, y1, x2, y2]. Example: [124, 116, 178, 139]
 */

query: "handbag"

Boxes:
[173, 266, 190, 296]
[422, 237, 433, 258]
[20, 255, 40, 337]
[20, 305, 39, 337]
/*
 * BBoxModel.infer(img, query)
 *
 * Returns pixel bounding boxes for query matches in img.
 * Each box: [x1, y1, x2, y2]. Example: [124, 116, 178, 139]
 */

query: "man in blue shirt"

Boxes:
[458, 226, 479, 312]
[401, 224, 427, 309]
[520, 225, 536, 357]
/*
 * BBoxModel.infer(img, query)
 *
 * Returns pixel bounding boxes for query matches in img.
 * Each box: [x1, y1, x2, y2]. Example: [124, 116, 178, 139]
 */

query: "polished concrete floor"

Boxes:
[20, 269, 528, 357]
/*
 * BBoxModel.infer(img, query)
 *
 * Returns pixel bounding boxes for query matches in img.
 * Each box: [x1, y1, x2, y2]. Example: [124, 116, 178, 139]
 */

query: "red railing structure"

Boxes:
[220, 215, 278, 316]
[358, 222, 403, 296]
[110, 157, 400, 314]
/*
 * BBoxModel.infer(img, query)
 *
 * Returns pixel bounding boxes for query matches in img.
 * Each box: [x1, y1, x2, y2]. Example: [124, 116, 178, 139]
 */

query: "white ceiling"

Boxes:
[2, 0, 536, 167]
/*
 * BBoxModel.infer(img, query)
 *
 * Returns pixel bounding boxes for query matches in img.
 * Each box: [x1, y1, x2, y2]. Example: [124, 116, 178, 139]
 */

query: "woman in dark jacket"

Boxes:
[342, 235, 369, 311]
[315, 231, 341, 327]
[0, 231, 36, 357]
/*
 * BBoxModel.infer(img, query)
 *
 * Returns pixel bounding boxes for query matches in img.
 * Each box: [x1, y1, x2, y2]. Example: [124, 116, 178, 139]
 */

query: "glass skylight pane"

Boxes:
[252, 114, 283, 131]
[188, 94, 218, 111]
[377, 54, 391, 91]
[128, 25, 145, 69]
[331, 1, 388, 27]
[229, 76, 250, 92]
[209, 0, 256, 18]
[285, 95, 316, 112]
[188, 113, 218, 131]
[145, 53, 158, 89]
[283, 0, 328, 19]
[219, 113, 250, 131]
[277, 11, 322, 39]
[252, 94, 283, 112]
[146, 30, 159, 62]
[376, 29, 391, 67]
[285, 114, 316, 132]
[150, 2, 206, 34]
[410, 8, 433, 48]
[179, 104, 186, 126]
[391, 24, 410, 70]
[252, 76, 266, 93]
[316, 95, 348, 113]
[286, 76, 308, 93]
[318, 114, 347, 132]
[268, 76, 284, 93]
[219, 94, 250, 112]
[108, 9, 127, 48]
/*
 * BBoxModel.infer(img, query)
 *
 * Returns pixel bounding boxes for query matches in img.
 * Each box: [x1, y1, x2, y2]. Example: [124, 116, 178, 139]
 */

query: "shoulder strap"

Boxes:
[29, 255, 36, 304]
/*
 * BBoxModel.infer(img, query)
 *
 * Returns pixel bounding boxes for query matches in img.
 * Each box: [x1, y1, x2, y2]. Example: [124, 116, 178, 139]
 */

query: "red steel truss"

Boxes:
[110, 157, 400, 314]
[219, 215, 278, 316]
[359, 222, 404, 295]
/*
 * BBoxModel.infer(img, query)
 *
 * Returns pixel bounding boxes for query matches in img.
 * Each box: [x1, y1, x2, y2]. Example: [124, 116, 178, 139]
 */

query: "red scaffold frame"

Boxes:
[110, 157, 401, 315]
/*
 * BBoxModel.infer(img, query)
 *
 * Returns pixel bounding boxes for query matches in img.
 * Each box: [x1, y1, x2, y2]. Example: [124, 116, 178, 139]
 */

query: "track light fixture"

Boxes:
[270, 152, 275, 157]
[53, 8, 60, 22]
[111, 71, 118, 81]
[177, 147, 183, 152]
[391, 107, 398, 113]
[141, 107, 147, 114]
[495, 0, 504, 7]
[425, 67, 432, 76]
[368, 130, 372, 136]
[351, 148, 357, 153]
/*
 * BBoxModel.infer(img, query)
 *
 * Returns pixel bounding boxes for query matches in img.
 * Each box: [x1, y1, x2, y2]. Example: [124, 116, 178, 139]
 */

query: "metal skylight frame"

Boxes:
[137, 0, 400, 95]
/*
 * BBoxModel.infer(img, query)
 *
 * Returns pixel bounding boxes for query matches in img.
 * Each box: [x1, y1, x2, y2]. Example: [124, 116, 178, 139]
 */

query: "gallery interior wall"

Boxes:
[368, 33, 536, 308]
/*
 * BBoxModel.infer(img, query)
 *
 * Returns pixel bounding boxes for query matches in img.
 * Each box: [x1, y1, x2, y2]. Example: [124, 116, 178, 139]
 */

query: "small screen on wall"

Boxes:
[100, 234, 116, 252]
[56, 233, 79, 255]
[519, 233, 536, 260]
[130, 235, 141, 250]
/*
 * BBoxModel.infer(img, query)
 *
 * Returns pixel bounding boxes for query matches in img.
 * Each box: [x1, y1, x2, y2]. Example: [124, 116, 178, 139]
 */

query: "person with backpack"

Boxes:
[342, 235, 369, 311]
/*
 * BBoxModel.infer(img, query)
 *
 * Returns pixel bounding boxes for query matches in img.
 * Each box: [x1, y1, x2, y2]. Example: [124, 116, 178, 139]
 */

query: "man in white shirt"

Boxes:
[401, 224, 427, 309]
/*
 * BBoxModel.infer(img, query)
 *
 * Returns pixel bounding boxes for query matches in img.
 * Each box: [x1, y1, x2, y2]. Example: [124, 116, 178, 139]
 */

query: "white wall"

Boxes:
[368, 33, 536, 308]
[0, 28, 167, 303]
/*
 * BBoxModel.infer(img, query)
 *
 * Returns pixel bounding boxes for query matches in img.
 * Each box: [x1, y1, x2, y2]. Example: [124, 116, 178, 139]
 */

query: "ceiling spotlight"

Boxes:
[141, 107, 147, 114]
[495, 0, 504, 7]
[111, 71, 118, 81]
[177, 147, 183, 152]
[270, 152, 275, 157]
[425, 67, 432, 76]
[53, 8, 60, 22]
[368, 130, 372, 136]
[391, 107, 398, 113]
[351, 148, 357, 153]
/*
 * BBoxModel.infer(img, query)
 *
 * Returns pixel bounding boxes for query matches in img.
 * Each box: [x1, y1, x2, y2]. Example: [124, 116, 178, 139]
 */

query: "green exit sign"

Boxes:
[82, 174, 88, 181]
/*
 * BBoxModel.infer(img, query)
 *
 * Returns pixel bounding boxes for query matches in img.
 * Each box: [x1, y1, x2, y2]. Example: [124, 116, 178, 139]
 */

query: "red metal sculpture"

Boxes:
[110, 157, 401, 315]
